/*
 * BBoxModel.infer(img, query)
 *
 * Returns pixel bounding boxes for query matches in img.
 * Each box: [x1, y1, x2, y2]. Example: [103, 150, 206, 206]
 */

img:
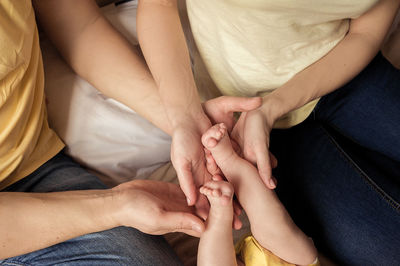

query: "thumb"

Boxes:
[223, 96, 262, 113]
[162, 211, 205, 237]
[255, 148, 276, 189]
[175, 161, 197, 206]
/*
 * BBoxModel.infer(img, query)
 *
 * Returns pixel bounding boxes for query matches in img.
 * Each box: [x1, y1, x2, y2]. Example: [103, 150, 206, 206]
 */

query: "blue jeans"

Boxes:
[270, 53, 400, 265]
[0, 152, 182, 266]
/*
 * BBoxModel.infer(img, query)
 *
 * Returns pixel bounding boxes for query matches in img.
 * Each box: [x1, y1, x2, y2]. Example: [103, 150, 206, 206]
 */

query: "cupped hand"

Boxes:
[231, 108, 278, 189]
[112, 179, 205, 237]
[171, 96, 262, 223]
[171, 120, 212, 220]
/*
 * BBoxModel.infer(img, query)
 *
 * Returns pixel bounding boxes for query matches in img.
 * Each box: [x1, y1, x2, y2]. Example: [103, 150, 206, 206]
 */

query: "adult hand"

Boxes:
[171, 96, 262, 221]
[111, 179, 205, 237]
[171, 118, 212, 220]
[203, 96, 262, 132]
[201, 96, 263, 174]
[231, 108, 278, 189]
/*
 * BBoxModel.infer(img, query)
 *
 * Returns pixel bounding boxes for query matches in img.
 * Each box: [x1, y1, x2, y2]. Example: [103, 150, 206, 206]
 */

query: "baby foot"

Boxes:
[198, 178, 237, 266]
[200, 179, 234, 223]
[201, 123, 237, 170]
[202, 123, 227, 148]
[200, 178, 234, 206]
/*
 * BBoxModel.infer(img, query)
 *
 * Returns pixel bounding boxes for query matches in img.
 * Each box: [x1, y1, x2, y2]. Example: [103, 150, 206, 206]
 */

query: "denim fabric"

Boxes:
[0, 152, 182, 266]
[314, 53, 400, 162]
[270, 53, 400, 265]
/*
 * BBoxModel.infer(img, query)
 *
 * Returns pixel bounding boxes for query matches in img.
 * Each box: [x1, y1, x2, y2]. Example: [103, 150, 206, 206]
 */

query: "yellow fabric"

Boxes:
[187, 0, 378, 128]
[235, 235, 320, 266]
[0, 0, 64, 190]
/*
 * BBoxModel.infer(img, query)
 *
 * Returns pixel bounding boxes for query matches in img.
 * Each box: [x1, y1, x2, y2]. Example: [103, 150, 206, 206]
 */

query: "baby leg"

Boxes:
[202, 123, 317, 265]
[197, 179, 237, 266]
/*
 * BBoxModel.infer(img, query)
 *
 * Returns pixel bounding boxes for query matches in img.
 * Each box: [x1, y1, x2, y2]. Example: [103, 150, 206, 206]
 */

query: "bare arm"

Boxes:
[0, 180, 204, 259]
[136, 0, 213, 209]
[263, 0, 400, 121]
[233, 0, 400, 188]
[35, 0, 261, 217]
[137, 0, 207, 129]
[33, 0, 173, 134]
[0, 190, 115, 259]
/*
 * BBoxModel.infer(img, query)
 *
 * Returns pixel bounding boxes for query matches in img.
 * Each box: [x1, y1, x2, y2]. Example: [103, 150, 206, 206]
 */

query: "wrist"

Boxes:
[171, 109, 211, 134]
[260, 94, 286, 125]
[101, 188, 125, 228]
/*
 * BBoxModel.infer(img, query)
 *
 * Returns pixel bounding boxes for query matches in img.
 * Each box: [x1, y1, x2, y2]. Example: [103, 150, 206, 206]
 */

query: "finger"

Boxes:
[233, 213, 243, 230]
[206, 154, 220, 175]
[255, 148, 275, 189]
[211, 174, 223, 181]
[178, 229, 202, 238]
[175, 161, 197, 206]
[243, 145, 257, 165]
[272, 176, 278, 187]
[231, 112, 247, 150]
[195, 194, 210, 220]
[162, 211, 205, 236]
[233, 198, 242, 216]
[270, 152, 278, 169]
[223, 96, 262, 114]
[231, 139, 242, 156]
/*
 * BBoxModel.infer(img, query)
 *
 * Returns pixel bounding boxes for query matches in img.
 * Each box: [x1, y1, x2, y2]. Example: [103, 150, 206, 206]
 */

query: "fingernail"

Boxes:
[269, 179, 276, 188]
[192, 224, 203, 233]
[187, 198, 191, 205]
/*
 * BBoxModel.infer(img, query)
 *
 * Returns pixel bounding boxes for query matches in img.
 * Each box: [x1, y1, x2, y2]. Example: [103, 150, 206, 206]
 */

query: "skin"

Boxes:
[5, 0, 396, 260]
[198, 124, 317, 266]
[34, 0, 261, 221]
[382, 21, 400, 68]
[136, 0, 224, 213]
[136, 0, 400, 198]
[198, 178, 237, 266]
[231, 0, 400, 188]
[0, 179, 204, 259]
[1, 0, 262, 259]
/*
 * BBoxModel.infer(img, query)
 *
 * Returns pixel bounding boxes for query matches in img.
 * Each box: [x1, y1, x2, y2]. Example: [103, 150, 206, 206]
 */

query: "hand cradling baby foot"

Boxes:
[201, 123, 238, 172]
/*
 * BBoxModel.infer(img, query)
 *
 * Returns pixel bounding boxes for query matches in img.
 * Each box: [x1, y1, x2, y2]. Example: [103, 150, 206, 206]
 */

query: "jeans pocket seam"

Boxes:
[321, 125, 400, 213]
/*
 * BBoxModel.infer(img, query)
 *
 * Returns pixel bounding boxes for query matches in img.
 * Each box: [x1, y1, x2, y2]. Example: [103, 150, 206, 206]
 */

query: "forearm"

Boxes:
[137, 0, 207, 130]
[34, 0, 172, 134]
[0, 190, 117, 259]
[262, 0, 400, 121]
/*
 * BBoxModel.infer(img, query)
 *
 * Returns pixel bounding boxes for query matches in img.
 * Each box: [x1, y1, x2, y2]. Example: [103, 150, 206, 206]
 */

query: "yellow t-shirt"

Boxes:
[0, 0, 64, 190]
[187, 0, 378, 128]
